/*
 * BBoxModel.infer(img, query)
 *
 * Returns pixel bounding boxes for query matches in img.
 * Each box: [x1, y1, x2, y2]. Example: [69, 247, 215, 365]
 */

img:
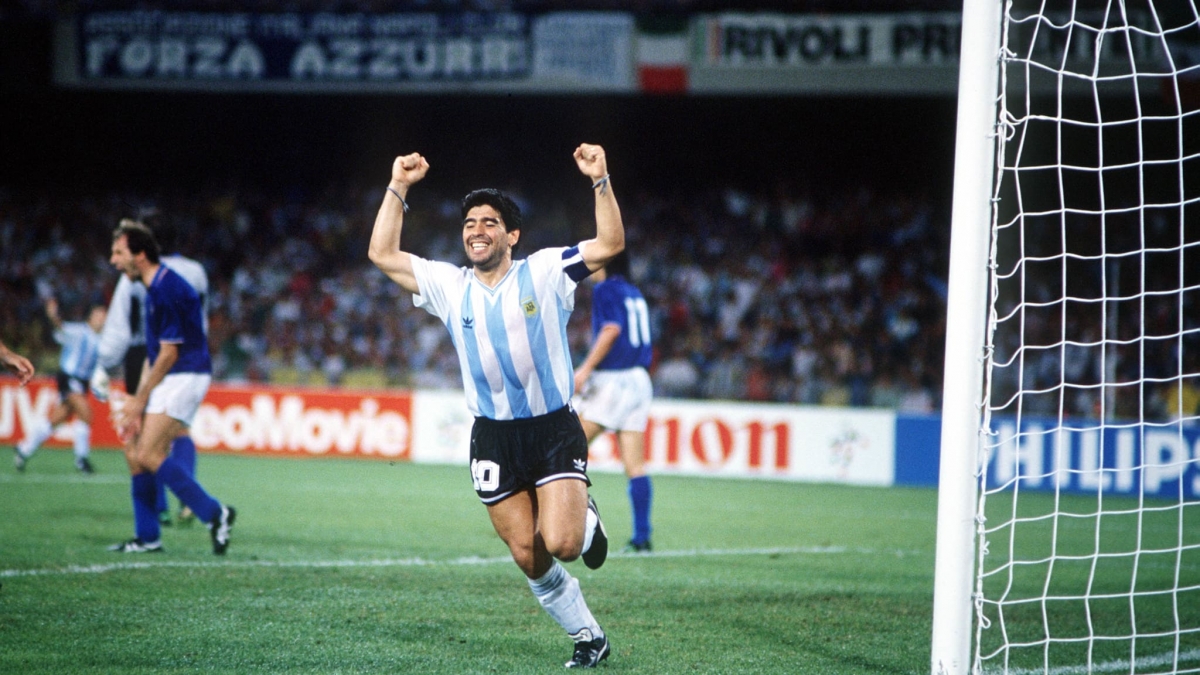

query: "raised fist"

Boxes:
[391, 153, 430, 187]
[573, 144, 608, 182]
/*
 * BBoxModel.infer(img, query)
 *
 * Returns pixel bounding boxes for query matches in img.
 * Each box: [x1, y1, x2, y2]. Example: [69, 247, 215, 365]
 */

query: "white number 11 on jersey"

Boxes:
[624, 297, 651, 348]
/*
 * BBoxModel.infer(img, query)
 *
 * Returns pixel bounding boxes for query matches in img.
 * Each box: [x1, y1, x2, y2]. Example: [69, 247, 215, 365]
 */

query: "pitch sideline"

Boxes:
[0, 545, 916, 578]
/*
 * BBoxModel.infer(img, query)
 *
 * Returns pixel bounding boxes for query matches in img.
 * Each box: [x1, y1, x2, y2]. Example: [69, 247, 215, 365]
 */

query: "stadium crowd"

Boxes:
[0, 180, 951, 411]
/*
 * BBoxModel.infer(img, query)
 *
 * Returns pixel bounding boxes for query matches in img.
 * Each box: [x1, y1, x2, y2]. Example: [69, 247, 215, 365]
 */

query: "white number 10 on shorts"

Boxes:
[471, 459, 501, 492]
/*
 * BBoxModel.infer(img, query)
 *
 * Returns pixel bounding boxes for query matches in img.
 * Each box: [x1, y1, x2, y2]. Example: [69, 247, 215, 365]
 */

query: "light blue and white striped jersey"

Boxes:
[55, 322, 102, 381]
[412, 245, 593, 420]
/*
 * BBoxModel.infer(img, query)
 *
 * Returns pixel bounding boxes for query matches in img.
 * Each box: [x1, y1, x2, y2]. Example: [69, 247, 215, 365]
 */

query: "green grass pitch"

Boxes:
[13, 447, 1194, 674]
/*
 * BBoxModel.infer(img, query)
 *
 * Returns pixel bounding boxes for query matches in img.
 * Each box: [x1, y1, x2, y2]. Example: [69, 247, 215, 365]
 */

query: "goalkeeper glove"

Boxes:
[90, 367, 110, 402]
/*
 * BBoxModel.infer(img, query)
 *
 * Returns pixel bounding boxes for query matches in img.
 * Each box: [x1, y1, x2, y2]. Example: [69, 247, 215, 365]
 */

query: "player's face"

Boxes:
[87, 307, 107, 332]
[462, 204, 517, 272]
[109, 235, 140, 280]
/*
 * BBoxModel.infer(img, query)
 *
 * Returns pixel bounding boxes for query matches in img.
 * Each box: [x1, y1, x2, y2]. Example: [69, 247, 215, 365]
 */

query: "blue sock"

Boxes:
[131, 473, 160, 542]
[155, 475, 169, 516]
[161, 436, 197, 514]
[156, 455, 221, 524]
[171, 436, 197, 477]
[628, 475, 653, 545]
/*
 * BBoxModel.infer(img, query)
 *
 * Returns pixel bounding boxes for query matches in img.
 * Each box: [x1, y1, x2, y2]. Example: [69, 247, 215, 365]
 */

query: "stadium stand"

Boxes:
[0, 179, 950, 409]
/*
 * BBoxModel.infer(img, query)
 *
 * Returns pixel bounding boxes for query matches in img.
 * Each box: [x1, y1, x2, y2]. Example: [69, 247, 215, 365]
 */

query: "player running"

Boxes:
[368, 143, 623, 669]
[573, 250, 655, 552]
[13, 298, 106, 474]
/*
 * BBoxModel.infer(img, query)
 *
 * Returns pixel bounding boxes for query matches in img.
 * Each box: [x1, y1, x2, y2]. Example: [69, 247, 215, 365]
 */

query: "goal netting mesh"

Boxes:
[975, 1, 1200, 673]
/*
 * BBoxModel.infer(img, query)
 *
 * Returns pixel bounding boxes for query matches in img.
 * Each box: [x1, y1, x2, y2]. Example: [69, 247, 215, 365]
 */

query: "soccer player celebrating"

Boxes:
[94, 215, 207, 526]
[573, 250, 655, 552]
[13, 298, 106, 474]
[368, 144, 622, 669]
[106, 221, 235, 555]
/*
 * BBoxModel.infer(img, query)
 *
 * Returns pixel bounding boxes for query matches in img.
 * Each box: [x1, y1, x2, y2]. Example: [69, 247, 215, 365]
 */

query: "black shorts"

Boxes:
[469, 405, 591, 505]
[56, 371, 89, 401]
[124, 345, 147, 393]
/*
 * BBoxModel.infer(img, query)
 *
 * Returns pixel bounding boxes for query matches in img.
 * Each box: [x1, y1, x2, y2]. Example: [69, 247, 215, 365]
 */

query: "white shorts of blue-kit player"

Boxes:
[146, 373, 211, 427]
[573, 367, 652, 433]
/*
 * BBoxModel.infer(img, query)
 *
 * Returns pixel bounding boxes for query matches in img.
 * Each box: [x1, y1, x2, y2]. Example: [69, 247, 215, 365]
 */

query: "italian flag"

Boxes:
[636, 20, 689, 94]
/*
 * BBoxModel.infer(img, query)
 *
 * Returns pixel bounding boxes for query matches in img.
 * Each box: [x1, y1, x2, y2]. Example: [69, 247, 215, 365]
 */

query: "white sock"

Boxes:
[73, 420, 91, 460]
[20, 418, 54, 457]
[581, 505, 598, 554]
[527, 562, 603, 641]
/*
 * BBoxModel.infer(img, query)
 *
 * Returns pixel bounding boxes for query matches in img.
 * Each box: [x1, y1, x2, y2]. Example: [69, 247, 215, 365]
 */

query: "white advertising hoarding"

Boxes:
[409, 390, 896, 485]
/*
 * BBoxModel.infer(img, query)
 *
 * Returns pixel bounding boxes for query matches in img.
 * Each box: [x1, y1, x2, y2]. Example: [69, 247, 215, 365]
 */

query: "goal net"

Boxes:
[935, 1, 1200, 674]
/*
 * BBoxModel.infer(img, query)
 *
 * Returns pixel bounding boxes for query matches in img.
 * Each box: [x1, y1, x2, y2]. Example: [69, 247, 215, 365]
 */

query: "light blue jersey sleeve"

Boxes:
[411, 255, 468, 322]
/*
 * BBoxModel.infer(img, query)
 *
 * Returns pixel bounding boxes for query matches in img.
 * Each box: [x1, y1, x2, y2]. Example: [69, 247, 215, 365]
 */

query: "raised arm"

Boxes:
[573, 143, 625, 271]
[368, 153, 430, 294]
[44, 298, 63, 330]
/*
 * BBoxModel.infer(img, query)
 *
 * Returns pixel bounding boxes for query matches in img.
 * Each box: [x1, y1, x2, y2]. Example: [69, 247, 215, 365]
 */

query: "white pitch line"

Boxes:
[0, 545, 909, 578]
[0, 473, 128, 485]
[984, 647, 1200, 675]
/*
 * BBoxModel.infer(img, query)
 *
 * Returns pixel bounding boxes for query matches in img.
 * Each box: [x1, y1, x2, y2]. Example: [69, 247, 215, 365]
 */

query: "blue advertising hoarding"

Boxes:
[895, 414, 1200, 500]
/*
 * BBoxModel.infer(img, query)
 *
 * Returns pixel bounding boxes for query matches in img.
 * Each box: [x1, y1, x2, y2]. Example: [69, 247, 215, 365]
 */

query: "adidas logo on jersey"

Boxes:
[462, 317, 474, 330]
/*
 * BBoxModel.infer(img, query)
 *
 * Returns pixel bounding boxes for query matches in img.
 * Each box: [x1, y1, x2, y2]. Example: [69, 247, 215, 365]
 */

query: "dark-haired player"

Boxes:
[368, 144, 622, 669]
[573, 249, 655, 552]
[106, 221, 235, 555]
[93, 215, 207, 525]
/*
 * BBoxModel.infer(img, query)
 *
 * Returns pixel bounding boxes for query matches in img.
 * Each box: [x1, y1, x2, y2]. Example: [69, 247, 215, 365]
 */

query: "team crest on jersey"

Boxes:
[521, 296, 538, 318]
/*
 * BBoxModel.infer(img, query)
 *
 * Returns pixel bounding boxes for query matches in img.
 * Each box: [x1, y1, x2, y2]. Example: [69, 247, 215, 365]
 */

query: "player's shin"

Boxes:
[155, 454, 220, 524]
[131, 473, 161, 543]
[72, 419, 91, 460]
[526, 561, 604, 640]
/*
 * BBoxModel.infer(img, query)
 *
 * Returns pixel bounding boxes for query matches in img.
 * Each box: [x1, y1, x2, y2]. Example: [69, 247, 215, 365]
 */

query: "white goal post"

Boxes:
[933, 1, 1200, 674]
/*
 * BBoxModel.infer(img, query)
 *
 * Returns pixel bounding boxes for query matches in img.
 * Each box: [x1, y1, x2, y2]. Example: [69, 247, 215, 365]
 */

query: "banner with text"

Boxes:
[701, 12, 961, 69]
[893, 414, 1200, 500]
[687, 10, 1156, 95]
[60, 10, 632, 92]
[0, 379, 414, 461]
[412, 390, 896, 484]
[988, 417, 1200, 500]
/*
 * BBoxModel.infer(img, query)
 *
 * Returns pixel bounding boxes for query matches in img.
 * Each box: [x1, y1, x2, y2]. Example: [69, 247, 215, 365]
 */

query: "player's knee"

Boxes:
[130, 449, 153, 471]
[545, 533, 583, 562]
[507, 543, 539, 576]
[129, 443, 162, 471]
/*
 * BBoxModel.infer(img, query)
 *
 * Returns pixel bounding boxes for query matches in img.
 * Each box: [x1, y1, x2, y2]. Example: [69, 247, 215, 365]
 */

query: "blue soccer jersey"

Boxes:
[591, 275, 652, 371]
[98, 253, 209, 370]
[145, 265, 211, 375]
[411, 245, 592, 420]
